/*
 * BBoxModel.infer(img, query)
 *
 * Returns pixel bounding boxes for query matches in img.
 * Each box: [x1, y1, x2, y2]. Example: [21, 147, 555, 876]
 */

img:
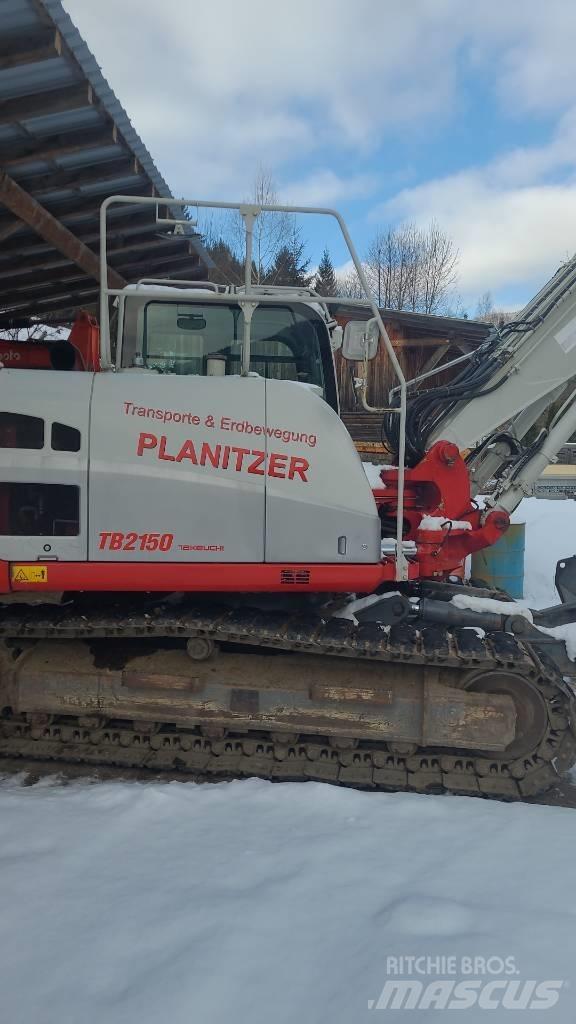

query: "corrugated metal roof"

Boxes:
[0, 0, 210, 325]
[42, 0, 175, 202]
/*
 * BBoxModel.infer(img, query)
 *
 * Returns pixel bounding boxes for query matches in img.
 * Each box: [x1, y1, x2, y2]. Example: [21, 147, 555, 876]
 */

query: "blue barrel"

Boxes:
[470, 523, 526, 598]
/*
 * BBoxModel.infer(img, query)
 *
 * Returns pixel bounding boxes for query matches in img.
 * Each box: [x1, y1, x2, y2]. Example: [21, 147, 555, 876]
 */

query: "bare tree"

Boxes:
[0, 321, 66, 342]
[475, 291, 494, 321]
[365, 230, 387, 306]
[228, 168, 293, 283]
[336, 266, 366, 300]
[418, 220, 459, 313]
[443, 295, 469, 319]
[364, 221, 459, 314]
[474, 291, 516, 327]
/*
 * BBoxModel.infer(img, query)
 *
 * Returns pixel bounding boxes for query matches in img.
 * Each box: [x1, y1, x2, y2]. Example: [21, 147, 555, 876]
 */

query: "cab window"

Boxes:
[122, 301, 328, 395]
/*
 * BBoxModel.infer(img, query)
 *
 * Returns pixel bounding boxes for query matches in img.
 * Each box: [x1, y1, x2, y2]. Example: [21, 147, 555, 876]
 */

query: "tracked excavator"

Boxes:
[1, 196, 576, 798]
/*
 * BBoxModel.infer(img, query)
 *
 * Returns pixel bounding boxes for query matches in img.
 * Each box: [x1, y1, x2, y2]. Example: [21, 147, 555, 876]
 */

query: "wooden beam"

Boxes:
[0, 30, 63, 71]
[0, 84, 94, 125]
[32, 291, 101, 312]
[0, 171, 125, 289]
[392, 337, 451, 349]
[419, 347, 452, 375]
[0, 249, 200, 314]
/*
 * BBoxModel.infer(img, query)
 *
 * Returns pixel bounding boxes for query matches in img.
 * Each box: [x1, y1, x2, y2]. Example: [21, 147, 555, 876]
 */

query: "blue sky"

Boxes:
[64, 0, 576, 316]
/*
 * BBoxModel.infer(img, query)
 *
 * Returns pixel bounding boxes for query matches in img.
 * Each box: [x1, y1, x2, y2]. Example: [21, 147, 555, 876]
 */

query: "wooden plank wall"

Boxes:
[334, 318, 452, 411]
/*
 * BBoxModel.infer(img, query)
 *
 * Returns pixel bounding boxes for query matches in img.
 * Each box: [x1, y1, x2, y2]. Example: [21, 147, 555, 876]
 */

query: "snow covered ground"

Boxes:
[1, 777, 575, 1022]
[514, 496, 574, 608]
[0, 496, 576, 1023]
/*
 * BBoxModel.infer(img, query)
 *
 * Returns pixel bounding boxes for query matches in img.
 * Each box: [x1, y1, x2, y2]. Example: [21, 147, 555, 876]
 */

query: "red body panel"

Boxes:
[372, 441, 509, 577]
[68, 311, 100, 370]
[0, 311, 99, 372]
[0, 340, 55, 369]
[4, 560, 421, 595]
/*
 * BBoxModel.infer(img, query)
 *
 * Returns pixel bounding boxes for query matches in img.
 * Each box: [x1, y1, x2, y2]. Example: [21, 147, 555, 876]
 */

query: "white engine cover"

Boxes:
[88, 373, 381, 563]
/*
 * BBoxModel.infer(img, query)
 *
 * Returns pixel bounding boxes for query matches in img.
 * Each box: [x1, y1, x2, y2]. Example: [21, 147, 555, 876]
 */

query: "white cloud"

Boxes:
[62, 0, 576, 199]
[62, 0, 462, 197]
[61, 0, 576, 305]
[281, 170, 379, 207]
[377, 172, 576, 305]
[366, 98, 576, 305]
[470, 2, 576, 117]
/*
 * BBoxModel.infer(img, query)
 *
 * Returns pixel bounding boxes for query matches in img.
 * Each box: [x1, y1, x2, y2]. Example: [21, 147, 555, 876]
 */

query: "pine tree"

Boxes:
[205, 239, 244, 285]
[265, 230, 312, 287]
[315, 247, 337, 296]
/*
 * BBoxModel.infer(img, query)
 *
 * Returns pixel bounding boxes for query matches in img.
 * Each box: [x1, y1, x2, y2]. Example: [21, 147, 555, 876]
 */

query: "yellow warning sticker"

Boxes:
[11, 565, 48, 584]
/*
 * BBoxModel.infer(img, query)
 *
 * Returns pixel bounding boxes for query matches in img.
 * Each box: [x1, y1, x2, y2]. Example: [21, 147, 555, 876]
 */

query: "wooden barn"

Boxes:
[332, 304, 491, 454]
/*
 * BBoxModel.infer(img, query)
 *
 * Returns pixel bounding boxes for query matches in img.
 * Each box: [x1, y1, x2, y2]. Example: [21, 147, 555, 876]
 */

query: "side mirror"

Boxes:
[341, 317, 380, 361]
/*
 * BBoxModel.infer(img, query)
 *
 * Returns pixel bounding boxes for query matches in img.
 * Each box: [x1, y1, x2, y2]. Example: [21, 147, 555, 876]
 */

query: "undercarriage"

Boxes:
[1, 595, 574, 799]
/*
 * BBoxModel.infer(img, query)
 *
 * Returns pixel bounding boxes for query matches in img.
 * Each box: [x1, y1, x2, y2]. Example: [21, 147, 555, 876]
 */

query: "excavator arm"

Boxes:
[383, 254, 576, 518]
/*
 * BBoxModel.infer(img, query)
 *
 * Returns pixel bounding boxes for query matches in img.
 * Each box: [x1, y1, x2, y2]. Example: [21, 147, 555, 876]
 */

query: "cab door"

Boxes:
[0, 370, 91, 564]
[88, 372, 266, 562]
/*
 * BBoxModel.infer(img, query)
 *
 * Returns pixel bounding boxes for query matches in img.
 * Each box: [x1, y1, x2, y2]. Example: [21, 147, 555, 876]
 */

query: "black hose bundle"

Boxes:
[381, 332, 507, 465]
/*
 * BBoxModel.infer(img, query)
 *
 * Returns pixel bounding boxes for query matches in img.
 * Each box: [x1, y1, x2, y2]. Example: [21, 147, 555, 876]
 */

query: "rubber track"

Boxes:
[1, 600, 576, 799]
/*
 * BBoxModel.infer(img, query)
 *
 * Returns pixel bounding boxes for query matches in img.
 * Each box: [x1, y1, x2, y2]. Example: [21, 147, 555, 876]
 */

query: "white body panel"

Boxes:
[89, 373, 267, 562]
[264, 379, 380, 562]
[88, 372, 380, 563]
[0, 370, 91, 562]
[0, 368, 380, 567]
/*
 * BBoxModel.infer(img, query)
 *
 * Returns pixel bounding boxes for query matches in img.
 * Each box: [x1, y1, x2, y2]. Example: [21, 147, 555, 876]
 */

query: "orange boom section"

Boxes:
[0, 312, 99, 371]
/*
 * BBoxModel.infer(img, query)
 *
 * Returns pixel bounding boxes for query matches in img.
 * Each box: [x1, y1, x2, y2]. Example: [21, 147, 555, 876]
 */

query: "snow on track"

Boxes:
[1, 776, 576, 1023]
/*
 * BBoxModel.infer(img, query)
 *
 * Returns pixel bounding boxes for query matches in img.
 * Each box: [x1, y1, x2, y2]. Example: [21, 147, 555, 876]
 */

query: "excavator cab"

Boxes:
[116, 286, 339, 411]
[0, 199, 385, 578]
[86, 276, 378, 568]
